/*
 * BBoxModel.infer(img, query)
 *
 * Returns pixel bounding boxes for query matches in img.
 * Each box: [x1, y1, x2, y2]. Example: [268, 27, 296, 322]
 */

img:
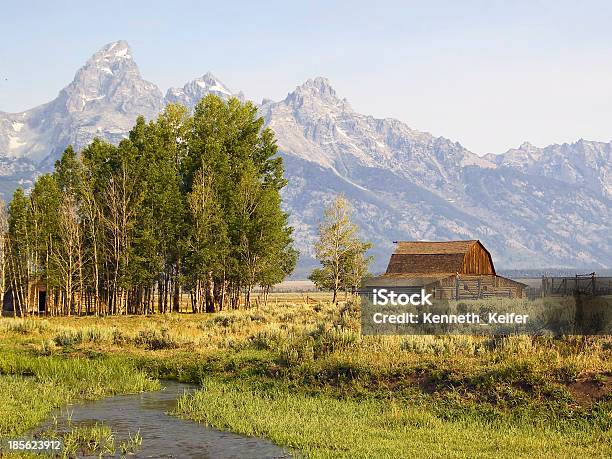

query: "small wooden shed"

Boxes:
[367, 240, 526, 299]
[2, 281, 47, 316]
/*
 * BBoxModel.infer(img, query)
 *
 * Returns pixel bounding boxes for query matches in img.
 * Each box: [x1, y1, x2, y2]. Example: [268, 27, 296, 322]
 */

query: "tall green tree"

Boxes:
[7, 188, 32, 315]
[4, 94, 296, 315]
[30, 175, 62, 313]
[186, 95, 294, 309]
[186, 165, 228, 312]
[144, 107, 190, 313]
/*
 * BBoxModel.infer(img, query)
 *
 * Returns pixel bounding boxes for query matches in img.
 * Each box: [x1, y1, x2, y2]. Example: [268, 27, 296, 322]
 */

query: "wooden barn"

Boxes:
[366, 240, 526, 299]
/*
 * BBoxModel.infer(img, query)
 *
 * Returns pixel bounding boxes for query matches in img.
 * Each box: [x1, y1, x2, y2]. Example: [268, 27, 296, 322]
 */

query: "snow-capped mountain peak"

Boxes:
[195, 72, 232, 95]
[0, 40, 163, 166]
[165, 72, 242, 109]
[285, 76, 349, 111]
[59, 40, 160, 115]
[263, 76, 489, 187]
[91, 40, 133, 63]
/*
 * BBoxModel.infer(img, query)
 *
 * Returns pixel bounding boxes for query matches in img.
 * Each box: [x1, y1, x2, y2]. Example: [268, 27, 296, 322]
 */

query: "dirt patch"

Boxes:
[568, 374, 612, 407]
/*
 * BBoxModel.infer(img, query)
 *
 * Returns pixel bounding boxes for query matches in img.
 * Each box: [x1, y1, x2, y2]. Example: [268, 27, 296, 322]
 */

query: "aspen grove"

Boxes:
[3, 96, 297, 316]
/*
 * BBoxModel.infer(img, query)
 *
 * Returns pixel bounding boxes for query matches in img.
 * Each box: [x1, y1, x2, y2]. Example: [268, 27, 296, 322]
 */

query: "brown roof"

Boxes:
[386, 253, 465, 274]
[385, 240, 487, 275]
[394, 240, 478, 254]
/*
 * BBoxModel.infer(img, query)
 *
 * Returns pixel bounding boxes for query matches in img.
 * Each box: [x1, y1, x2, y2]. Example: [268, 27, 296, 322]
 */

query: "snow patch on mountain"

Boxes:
[165, 72, 243, 109]
[0, 40, 609, 272]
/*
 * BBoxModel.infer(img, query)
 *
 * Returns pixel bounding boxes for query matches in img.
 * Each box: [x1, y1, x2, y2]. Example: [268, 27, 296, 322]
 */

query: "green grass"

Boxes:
[0, 348, 158, 438]
[175, 378, 611, 458]
[58, 423, 116, 458]
[42, 421, 142, 458]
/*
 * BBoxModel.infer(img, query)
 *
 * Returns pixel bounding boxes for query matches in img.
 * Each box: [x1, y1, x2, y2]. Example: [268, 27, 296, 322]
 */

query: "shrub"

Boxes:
[400, 336, 480, 356]
[212, 314, 237, 327]
[248, 312, 267, 323]
[134, 329, 178, 350]
[112, 329, 127, 346]
[279, 335, 315, 366]
[38, 339, 56, 356]
[248, 329, 284, 350]
[309, 324, 359, 358]
[554, 362, 580, 383]
[335, 299, 360, 331]
[84, 327, 110, 344]
[53, 330, 84, 347]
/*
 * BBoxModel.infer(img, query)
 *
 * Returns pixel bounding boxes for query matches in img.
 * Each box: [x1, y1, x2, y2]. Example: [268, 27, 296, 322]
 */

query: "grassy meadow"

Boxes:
[0, 296, 610, 458]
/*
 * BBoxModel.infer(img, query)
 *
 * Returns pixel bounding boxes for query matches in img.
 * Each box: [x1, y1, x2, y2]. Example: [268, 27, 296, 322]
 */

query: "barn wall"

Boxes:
[495, 276, 525, 298]
[368, 274, 525, 299]
[433, 275, 525, 299]
[386, 253, 465, 274]
[461, 242, 495, 275]
[455, 275, 524, 298]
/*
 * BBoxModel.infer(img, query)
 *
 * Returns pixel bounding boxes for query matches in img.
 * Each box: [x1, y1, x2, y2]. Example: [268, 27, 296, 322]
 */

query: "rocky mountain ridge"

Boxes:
[0, 41, 610, 274]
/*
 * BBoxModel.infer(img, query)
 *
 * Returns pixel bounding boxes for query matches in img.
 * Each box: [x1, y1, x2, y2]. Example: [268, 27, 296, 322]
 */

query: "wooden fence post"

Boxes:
[455, 276, 460, 300]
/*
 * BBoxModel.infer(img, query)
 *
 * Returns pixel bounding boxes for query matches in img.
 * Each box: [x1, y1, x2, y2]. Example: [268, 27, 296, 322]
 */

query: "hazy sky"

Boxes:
[2, 1, 612, 155]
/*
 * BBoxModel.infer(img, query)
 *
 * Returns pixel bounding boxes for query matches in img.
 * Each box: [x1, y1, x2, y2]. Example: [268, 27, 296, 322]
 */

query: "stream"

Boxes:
[38, 380, 290, 458]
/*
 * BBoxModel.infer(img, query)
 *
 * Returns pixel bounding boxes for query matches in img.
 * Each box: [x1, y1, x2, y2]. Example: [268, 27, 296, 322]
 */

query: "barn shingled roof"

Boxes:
[394, 240, 478, 254]
[385, 240, 481, 275]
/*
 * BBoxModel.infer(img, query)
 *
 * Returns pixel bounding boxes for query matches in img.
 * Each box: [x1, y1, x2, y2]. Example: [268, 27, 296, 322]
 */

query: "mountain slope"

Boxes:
[0, 41, 610, 273]
[268, 79, 611, 272]
[0, 41, 163, 170]
[261, 77, 496, 194]
[489, 140, 612, 199]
